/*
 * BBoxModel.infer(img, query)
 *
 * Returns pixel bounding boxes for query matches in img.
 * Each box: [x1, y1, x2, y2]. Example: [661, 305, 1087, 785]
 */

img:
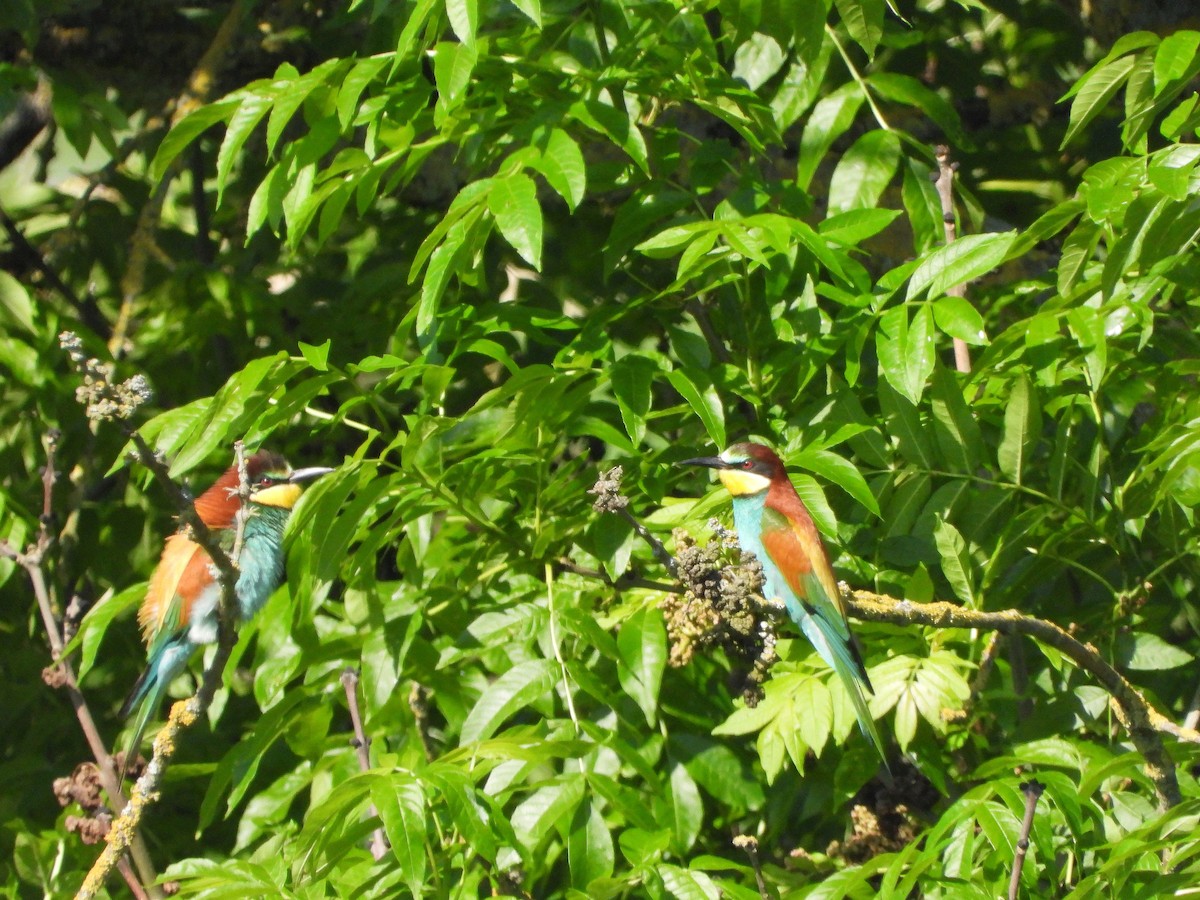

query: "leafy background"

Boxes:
[2, 0, 1200, 896]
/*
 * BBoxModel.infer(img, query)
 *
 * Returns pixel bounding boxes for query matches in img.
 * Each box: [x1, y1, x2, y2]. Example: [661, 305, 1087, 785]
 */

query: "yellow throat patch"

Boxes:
[252, 482, 303, 509]
[717, 468, 771, 496]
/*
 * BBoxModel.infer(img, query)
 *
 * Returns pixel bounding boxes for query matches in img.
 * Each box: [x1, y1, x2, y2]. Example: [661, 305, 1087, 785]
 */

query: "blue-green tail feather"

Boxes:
[794, 607, 889, 769]
[119, 637, 196, 782]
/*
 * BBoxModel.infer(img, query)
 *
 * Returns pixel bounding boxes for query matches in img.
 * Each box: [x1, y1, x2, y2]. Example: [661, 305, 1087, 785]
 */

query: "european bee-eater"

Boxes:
[119, 451, 332, 778]
[681, 442, 886, 763]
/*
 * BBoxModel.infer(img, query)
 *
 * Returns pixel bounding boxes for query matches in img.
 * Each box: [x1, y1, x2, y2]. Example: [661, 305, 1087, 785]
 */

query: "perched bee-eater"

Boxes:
[119, 451, 332, 777]
[681, 442, 886, 763]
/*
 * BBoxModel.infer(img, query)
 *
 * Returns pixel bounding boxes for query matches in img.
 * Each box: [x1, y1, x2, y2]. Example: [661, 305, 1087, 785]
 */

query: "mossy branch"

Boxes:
[846, 591, 1195, 808]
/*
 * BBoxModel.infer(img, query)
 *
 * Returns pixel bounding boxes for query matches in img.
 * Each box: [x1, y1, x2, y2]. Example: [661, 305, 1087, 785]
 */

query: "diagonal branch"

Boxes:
[848, 591, 1192, 809]
[1, 433, 163, 897]
[76, 441, 250, 899]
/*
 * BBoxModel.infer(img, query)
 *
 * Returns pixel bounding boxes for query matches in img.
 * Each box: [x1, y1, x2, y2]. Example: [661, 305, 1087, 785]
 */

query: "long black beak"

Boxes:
[678, 456, 729, 469]
[289, 466, 335, 483]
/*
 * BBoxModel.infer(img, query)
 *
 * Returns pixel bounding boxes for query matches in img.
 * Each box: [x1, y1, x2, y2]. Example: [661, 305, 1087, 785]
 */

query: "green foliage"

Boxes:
[2, 0, 1200, 896]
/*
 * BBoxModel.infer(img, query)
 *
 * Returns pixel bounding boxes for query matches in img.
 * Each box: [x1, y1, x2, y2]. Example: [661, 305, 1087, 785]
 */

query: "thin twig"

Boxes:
[732, 834, 769, 900]
[826, 24, 891, 131]
[341, 668, 389, 861]
[933, 144, 972, 373]
[0, 204, 110, 337]
[408, 683, 437, 763]
[0, 433, 163, 896]
[1008, 780, 1045, 900]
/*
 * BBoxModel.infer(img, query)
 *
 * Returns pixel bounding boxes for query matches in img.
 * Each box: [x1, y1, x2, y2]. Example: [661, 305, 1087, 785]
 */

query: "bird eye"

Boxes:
[257, 475, 273, 486]
[741, 460, 753, 469]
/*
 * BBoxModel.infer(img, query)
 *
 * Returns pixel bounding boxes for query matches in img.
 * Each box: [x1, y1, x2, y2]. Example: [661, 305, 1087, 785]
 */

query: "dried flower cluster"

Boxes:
[60, 331, 152, 421]
[54, 762, 112, 844]
[661, 527, 779, 705]
[588, 465, 629, 513]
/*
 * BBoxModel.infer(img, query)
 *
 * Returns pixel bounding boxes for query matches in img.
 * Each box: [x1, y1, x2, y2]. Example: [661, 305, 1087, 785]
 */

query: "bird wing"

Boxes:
[758, 504, 851, 642]
[138, 534, 213, 651]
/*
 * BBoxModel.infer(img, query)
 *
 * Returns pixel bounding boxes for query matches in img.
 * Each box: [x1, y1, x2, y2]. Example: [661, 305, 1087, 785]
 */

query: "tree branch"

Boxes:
[0, 433, 163, 897]
[341, 668, 389, 861]
[847, 591, 1192, 808]
[1008, 780, 1044, 900]
[933, 144, 973, 373]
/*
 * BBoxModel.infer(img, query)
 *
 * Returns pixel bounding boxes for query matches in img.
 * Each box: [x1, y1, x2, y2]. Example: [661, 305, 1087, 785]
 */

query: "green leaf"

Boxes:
[149, 99, 239, 182]
[878, 380, 934, 468]
[1153, 31, 1200, 94]
[509, 0, 541, 26]
[511, 778, 586, 851]
[536, 128, 586, 210]
[819, 208, 903, 245]
[0, 271, 35, 334]
[570, 99, 649, 174]
[876, 304, 935, 405]
[298, 339, 331, 371]
[907, 232, 1017, 302]
[929, 366, 983, 474]
[216, 92, 274, 205]
[446, 0, 479, 44]
[617, 606, 668, 726]
[827, 129, 901, 215]
[931, 296, 987, 345]
[1115, 632, 1195, 670]
[1061, 54, 1137, 148]
[797, 85, 864, 190]
[668, 760, 704, 852]
[834, 0, 884, 57]
[933, 519, 976, 606]
[372, 775, 427, 895]
[74, 586, 142, 682]
[459, 658, 556, 744]
[657, 864, 722, 900]
[792, 676, 833, 754]
[488, 173, 543, 268]
[997, 374, 1041, 484]
[568, 797, 615, 888]
[610, 354, 659, 446]
[794, 447, 880, 516]
[666, 368, 725, 449]
[867, 72, 970, 147]
[433, 41, 478, 112]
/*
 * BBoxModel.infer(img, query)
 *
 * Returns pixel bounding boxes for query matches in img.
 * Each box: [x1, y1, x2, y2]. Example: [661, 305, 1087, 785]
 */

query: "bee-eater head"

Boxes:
[249, 461, 334, 510]
[679, 441, 784, 497]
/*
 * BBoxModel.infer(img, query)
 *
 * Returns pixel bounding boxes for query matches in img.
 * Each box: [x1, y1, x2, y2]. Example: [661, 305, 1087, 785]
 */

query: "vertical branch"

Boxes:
[341, 668, 389, 861]
[733, 835, 770, 900]
[933, 144, 972, 373]
[0, 433, 163, 897]
[1008, 780, 1045, 900]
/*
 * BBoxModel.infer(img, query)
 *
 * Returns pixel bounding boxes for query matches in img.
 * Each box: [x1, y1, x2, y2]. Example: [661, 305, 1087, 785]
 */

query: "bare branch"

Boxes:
[341, 668, 389, 861]
[933, 144, 973, 373]
[1008, 780, 1045, 900]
